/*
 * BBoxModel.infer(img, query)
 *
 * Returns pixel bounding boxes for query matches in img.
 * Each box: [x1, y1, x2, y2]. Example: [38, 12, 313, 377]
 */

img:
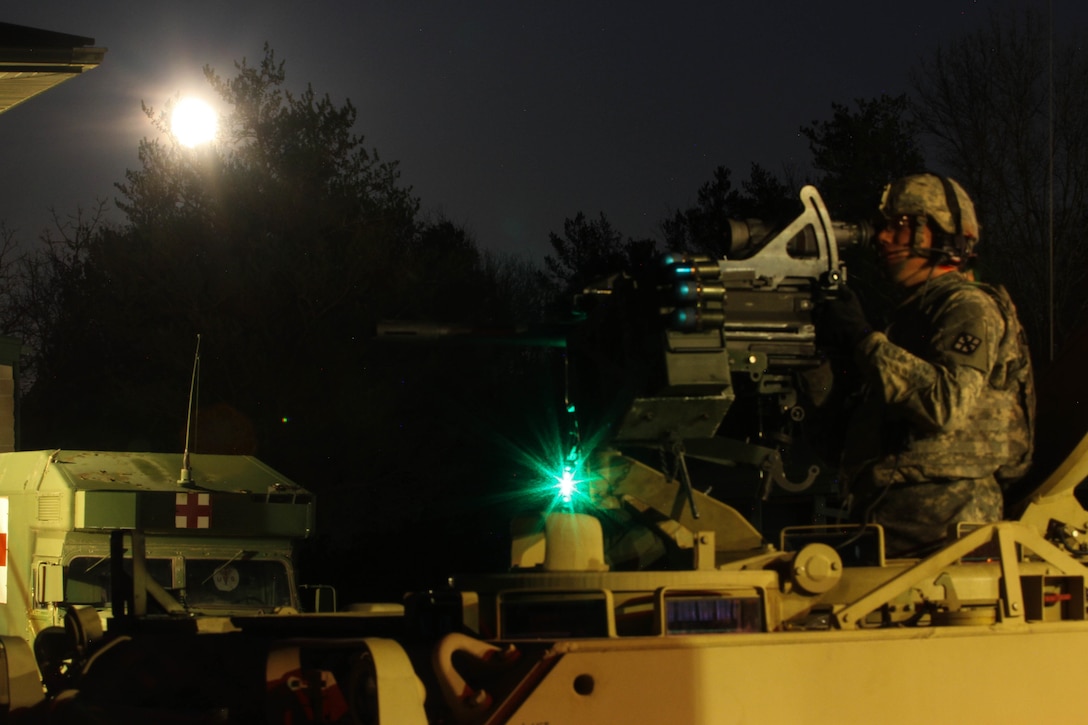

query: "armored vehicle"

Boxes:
[1, 185, 1083, 724]
[339, 184, 1088, 724]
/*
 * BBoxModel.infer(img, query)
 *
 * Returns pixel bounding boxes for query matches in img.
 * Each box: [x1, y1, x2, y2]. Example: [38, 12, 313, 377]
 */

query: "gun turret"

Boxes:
[570, 185, 862, 496]
[379, 185, 869, 498]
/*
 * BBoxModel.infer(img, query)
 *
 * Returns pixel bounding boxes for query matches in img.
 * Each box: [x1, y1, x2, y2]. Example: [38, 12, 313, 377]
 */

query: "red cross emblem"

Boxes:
[175, 492, 211, 529]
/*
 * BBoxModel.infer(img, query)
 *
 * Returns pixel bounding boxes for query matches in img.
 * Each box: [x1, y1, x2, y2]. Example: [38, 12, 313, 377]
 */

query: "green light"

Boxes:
[556, 466, 577, 502]
[515, 442, 599, 514]
[501, 404, 611, 515]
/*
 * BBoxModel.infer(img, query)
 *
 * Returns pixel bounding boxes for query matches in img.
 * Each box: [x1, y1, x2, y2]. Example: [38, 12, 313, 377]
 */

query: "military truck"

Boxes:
[0, 449, 315, 646]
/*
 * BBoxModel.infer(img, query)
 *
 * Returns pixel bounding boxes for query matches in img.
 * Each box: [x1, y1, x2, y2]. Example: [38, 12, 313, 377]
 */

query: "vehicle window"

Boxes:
[64, 557, 174, 606]
[184, 559, 291, 610]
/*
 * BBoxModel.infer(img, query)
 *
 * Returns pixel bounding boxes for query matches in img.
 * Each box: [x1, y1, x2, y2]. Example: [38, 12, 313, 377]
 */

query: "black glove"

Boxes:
[819, 285, 872, 349]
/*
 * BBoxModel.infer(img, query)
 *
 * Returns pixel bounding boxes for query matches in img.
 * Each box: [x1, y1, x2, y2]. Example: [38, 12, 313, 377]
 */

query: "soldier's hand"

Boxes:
[819, 285, 872, 349]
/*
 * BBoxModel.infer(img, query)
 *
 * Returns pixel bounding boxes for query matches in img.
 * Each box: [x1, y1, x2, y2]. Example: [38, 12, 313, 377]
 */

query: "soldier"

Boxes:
[823, 173, 1034, 558]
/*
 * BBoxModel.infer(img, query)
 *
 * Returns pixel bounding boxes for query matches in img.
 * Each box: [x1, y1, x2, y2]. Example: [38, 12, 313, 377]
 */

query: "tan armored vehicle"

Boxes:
[340, 185, 1088, 724]
[0, 186, 1081, 724]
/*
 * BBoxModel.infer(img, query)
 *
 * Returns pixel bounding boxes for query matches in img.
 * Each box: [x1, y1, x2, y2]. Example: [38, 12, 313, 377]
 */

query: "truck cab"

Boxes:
[0, 449, 315, 644]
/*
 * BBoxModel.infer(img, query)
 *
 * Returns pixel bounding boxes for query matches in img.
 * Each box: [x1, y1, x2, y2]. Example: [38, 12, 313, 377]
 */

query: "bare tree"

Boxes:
[0, 223, 26, 338]
[0, 205, 111, 392]
[912, 8, 1088, 361]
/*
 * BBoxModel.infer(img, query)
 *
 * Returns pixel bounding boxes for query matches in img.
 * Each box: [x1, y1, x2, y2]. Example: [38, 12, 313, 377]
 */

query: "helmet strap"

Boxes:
[906, 215, 942, 262]
[934, 176, 969, 265]
[906, 217, 964, 269]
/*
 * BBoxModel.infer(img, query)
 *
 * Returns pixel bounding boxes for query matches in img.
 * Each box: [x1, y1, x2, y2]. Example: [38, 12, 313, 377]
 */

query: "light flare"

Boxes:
[554, 460, 583, 505]
[171, 97, 218, 147]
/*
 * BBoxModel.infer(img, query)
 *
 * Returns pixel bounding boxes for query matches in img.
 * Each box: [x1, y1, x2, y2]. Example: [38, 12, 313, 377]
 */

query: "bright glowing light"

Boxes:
[171, 97, 218, 147]
[498, 405, 611, 515]
[515, 443, 596, 513]
[556, 467, 577, 502]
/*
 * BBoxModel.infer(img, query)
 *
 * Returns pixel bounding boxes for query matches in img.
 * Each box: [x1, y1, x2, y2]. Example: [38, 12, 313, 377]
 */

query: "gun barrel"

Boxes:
[377, 321, 476, 338]
[376, 321, 568, 347]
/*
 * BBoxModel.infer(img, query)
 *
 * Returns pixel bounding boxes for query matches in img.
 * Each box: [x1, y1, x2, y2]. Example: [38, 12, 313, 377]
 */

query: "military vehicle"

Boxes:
[345, 185, 1088, 724]
[1, 184, 1084, 724]
[0, 449, 316, 640]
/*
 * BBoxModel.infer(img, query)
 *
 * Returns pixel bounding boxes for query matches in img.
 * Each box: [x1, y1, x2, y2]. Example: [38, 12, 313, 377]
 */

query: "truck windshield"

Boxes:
[64, 556, 292, 611]
[184, 558, 292, 610]
[65, 557, 174, 606]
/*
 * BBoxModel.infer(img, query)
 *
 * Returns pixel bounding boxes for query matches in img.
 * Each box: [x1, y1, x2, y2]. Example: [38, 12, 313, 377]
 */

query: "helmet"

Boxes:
[879, 173, 979, 265]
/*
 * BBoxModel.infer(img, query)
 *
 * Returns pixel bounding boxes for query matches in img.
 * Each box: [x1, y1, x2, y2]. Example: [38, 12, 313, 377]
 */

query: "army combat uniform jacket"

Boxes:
[842, 271, 1034, 557]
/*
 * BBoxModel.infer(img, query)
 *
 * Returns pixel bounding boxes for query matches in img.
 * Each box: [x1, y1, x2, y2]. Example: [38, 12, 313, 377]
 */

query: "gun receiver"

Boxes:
[601, 186, 849, 418]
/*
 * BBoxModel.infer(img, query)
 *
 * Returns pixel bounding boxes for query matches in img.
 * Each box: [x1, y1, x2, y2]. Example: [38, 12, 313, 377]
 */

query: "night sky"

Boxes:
[3, 1, 1086, 260]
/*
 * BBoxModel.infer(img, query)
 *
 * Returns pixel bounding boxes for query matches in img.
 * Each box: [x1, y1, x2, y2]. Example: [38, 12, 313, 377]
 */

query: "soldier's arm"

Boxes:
[855, 290, 1002, 433]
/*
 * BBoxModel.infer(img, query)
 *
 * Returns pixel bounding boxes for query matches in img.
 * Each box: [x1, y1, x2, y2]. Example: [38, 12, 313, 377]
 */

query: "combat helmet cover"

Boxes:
[879, 173, 980, 241]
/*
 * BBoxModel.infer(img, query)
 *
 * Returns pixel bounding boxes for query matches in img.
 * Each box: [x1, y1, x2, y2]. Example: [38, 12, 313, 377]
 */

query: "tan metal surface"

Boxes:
[500, 623, 1088, 724]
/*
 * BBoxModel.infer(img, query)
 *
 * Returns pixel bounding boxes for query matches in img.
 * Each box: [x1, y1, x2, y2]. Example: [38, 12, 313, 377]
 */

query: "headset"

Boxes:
[932, 174, 976, 267]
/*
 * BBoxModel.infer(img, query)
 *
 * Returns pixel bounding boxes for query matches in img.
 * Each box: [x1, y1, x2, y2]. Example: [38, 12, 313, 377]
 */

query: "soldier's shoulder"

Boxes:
[934, 277, 1003, 320]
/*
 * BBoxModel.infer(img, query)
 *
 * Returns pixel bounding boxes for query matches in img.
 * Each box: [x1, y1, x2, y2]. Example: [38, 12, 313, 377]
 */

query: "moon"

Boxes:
[171, 97, 218, 147]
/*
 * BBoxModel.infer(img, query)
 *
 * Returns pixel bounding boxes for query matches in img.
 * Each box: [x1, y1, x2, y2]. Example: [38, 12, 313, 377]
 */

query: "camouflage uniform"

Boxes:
[842, 271, 1034, 557]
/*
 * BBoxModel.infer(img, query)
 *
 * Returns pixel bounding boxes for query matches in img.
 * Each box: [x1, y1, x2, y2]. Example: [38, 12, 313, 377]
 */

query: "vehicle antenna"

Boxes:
[179, 334, 201, 486]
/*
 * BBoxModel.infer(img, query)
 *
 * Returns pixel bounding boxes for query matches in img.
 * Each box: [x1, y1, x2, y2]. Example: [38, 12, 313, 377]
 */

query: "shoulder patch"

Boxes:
[952, 332, 982, 355]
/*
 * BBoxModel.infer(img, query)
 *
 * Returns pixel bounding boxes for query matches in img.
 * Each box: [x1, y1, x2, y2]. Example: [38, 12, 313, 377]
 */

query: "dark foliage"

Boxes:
[800, 93, 926, 220]
[11, 48, 556, 590]
[659, 164, 798, 257]
[912, 7, 1088, 363]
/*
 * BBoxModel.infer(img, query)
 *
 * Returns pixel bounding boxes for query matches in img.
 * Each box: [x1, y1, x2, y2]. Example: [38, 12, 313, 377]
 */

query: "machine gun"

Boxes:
[557, 185, 871, 502]
[379, 186, 872, 503]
